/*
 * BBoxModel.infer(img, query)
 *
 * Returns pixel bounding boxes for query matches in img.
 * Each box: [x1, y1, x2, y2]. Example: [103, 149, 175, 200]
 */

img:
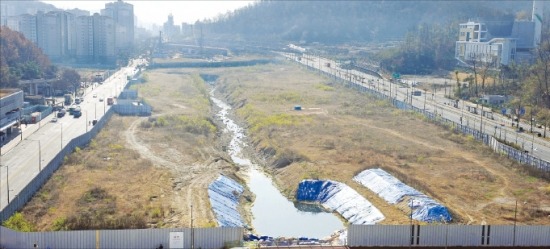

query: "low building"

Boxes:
[0, 89, 24, 142]
[480, 94, 508, 106]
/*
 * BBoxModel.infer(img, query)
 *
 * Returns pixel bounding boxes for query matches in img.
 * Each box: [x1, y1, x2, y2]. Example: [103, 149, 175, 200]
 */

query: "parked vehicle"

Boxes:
[73, 107, 82, 118]
[107, 97, 114, 105]
[57, 109, 66, 118]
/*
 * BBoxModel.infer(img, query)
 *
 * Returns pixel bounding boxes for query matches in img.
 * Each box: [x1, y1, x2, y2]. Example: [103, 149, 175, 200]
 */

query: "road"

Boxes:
[282, 52, 550, 162]
[0, 58, 146, 210]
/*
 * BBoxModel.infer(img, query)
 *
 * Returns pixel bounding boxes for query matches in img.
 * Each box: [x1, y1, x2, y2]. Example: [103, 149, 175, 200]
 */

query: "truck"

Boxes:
[64, 94, 73, 105]
[107, 97, 114, 105]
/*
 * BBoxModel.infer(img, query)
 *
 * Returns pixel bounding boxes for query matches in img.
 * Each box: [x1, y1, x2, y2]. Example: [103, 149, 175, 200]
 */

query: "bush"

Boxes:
[2, 212, 34, 232]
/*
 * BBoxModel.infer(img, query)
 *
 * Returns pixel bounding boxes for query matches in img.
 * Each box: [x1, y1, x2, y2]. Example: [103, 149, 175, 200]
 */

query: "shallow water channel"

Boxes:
[210, 90, 344, 238]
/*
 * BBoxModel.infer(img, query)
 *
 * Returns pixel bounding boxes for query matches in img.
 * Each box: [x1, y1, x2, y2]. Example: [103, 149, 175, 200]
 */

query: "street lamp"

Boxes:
[85, 111, 88, 132]
[38, 140, 42, 171]
[60, 123, 63, 149]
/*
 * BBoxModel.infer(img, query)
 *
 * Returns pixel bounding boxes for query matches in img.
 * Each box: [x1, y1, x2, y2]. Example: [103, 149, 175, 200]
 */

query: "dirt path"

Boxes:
[359, 119, 514, 223]
[124, 117, 217, 226]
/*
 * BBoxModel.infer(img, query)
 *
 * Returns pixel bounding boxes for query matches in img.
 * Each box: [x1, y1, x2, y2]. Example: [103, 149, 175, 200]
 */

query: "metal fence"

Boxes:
[0, 109, 114, 223]
[0, 226, 243, 249]
[113, 102, 152, 116]
[348, 224, 550, 247]
[309, 64, 550, 175]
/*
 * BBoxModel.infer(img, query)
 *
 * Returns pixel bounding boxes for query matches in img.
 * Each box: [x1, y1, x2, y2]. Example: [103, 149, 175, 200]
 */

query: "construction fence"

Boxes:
[347, 224, 550, 247]
[0, 226, 243, 249]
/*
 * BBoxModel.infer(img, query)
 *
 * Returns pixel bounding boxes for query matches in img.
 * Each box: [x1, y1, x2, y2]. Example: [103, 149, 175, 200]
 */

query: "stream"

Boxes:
[210, 90, 344, 238]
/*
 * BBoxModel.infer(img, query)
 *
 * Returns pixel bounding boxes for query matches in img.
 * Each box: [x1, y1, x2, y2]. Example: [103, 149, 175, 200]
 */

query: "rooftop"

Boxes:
[0, 88, 21, 98]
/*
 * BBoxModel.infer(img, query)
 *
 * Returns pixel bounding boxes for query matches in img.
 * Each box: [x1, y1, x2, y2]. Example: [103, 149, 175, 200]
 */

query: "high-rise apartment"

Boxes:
[101, 0, 134, 51]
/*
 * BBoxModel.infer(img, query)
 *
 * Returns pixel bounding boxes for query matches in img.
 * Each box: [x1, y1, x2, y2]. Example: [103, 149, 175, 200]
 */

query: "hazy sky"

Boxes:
[43, 0, 254, 26]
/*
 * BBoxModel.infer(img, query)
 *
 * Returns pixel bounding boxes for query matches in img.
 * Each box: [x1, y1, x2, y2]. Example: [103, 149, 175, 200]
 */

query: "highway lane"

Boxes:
[283, 52, 550, 162]
[0, 59, 146, 210]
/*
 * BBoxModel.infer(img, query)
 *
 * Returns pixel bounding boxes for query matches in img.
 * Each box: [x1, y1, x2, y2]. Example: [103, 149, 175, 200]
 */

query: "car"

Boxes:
[93, 93, 97, 98]
[51, 117, 58, 122]
[99, 97, 104, 102]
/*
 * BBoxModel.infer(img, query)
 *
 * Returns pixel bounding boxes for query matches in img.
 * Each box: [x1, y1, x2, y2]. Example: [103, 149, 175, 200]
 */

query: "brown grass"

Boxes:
[199, 61, 550, 225]
[21, 116, 173, 231]
[20, 56, 549, 232]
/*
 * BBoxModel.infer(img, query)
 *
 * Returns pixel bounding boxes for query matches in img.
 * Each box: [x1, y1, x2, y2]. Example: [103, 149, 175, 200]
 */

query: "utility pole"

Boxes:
[6, 166, 10, 204]
[191, 204, 194, 249]
[513, 200, 518, 246]
[38, 140, 41, 171]
[423, 90, 427, 111]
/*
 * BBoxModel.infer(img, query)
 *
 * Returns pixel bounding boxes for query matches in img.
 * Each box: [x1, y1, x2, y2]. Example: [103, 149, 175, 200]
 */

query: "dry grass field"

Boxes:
[199, 59, 550, 225]
[16, 55, 550, 232]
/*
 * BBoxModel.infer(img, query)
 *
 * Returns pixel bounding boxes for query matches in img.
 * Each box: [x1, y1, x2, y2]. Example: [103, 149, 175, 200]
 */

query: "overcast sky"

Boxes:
[43, 0, 254, 26]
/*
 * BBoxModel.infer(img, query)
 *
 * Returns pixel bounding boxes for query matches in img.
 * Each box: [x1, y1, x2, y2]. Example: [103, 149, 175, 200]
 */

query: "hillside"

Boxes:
[201, 1, 532, 44]
[0, 26, 55, 88]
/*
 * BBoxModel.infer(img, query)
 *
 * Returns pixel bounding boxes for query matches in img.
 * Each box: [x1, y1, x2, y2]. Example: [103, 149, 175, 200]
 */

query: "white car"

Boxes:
[93, 93, 97, 98]
[99, 97, 104, 102]
[51, 117, 58, 123]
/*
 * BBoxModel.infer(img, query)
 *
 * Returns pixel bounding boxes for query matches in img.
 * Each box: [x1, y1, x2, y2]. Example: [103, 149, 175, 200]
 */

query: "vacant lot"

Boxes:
[198, 59, 550, 225]
[16, 55, 550, 232]
[18, 68, 244, 231]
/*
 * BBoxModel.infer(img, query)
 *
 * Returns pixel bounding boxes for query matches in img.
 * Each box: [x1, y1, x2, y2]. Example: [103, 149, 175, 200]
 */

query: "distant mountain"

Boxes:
[0, 0, 58, 16]
[201, 1, 536, 44]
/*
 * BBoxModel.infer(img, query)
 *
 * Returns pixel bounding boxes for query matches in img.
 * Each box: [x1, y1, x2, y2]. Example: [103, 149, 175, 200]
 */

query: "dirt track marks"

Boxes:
[124, 117, 216, 226]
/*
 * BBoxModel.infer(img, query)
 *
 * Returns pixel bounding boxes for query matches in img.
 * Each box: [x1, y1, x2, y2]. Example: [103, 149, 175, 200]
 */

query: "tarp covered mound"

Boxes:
[353, 168, 452, 223]
[208, 175, 245, 227]
[296, 179, 385, 224]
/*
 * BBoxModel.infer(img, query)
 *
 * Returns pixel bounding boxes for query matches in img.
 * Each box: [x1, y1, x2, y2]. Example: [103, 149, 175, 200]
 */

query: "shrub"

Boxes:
[2, 212, 34, 232]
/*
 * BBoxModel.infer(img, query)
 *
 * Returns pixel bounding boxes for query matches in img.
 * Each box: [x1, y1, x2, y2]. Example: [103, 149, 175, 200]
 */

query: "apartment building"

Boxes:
[101, 0, 134, 51]
[1, 0, 132, 65]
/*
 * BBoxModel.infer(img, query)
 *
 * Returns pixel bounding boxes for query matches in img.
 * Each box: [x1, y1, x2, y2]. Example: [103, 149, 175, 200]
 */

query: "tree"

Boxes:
[454, 70, 462, 99]
[55, 68, 81, 94]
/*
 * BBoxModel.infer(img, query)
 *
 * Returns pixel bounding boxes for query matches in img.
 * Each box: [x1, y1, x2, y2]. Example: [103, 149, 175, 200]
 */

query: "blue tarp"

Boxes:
[208, 175, 245, 227]
[296, 179, 385, 224]
[353, 168, 452, 223]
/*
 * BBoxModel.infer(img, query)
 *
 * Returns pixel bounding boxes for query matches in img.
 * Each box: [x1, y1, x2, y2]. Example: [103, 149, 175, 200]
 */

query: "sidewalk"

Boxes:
[0, 120, 41, 156]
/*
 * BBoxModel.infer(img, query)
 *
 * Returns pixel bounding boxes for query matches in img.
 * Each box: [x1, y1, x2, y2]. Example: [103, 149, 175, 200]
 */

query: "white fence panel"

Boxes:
[348, 225, 410, 246]
[489, 225, 514, 246]
[417, 225, 447, 246]
[515, 225, 550, 246]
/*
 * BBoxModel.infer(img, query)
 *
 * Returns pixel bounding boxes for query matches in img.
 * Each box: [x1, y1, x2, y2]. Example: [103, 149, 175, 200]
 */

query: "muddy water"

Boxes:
[211, 91, 344, 238]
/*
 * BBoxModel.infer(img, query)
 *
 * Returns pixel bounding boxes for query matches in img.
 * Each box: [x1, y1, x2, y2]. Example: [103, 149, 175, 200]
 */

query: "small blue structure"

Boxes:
[294, 105, 302, 111]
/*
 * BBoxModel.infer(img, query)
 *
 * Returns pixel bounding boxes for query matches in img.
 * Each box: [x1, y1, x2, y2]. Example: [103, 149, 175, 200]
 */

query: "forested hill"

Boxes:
[0, 26, 55, 88]
[202, 1, 533, 44]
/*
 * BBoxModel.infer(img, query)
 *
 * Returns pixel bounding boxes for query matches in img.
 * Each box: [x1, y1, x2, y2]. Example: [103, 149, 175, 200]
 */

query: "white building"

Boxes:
[455, 1, 542, 68]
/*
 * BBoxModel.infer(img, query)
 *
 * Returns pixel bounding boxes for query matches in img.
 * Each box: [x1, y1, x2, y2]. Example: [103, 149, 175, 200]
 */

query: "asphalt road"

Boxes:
[282, 52, 550, 162]
[0, 59, 146, 210]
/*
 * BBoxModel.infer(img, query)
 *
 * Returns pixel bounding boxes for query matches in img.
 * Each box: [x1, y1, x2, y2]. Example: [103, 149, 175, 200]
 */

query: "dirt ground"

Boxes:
[18, 55, 550, 232]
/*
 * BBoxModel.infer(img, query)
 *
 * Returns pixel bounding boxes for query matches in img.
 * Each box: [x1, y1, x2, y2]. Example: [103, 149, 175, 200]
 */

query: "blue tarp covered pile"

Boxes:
[296, 179, 385, 224]
[353, 168, 452, 223]
[208, 175, 245, 227]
